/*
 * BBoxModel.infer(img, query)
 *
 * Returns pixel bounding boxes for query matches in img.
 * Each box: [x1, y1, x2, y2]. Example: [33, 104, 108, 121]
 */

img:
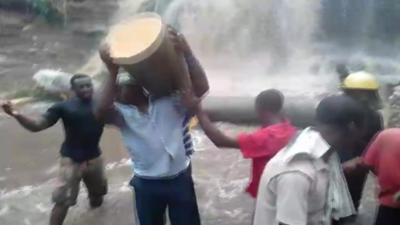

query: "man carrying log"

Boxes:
[95, 28, 208, 225]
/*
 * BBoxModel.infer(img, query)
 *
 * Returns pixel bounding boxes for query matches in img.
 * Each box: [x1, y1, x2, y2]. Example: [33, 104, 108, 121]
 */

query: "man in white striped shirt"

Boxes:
[96, 30, 208, 225]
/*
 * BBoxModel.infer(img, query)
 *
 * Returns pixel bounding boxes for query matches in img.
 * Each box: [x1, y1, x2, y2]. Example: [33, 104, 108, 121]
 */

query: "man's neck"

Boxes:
[77, 97, 91, 103]
[262, 115, 284, 127]
[321, 149, 334, 162]
[123, 95, 149, 113]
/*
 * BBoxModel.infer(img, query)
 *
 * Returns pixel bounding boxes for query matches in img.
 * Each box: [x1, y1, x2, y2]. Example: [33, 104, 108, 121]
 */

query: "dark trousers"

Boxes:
[345, 171, 368, 210]
[131, 166, 201, 225]
[375, 205, 400, 225]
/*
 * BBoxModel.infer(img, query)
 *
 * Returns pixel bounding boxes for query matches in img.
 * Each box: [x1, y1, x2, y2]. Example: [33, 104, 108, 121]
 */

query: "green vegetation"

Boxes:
[30, 0, 64, 23]
[0, 0, 64, 23]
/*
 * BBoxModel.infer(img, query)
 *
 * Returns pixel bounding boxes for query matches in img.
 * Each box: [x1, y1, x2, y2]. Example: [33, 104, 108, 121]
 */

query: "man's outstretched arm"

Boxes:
[2, 101, 56, 132]
[196, 104, 239, 148]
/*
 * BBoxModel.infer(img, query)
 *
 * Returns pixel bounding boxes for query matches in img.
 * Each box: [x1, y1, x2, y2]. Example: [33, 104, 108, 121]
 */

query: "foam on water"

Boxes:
[0, 205, 10, 217]
[105, 158, 132, 171]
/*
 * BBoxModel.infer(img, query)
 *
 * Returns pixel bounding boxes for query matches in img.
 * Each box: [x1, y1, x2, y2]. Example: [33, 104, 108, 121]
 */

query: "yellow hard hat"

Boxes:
[342, 71, 379, 90]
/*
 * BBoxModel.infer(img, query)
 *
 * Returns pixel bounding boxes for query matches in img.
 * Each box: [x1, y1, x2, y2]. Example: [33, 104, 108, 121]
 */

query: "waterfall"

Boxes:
[72, 0, 400, 98]
[131, 0, 321, 69]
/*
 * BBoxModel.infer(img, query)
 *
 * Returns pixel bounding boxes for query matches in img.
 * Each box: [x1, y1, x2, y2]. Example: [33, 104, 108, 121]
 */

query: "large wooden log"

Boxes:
[203, 96, 320, 128]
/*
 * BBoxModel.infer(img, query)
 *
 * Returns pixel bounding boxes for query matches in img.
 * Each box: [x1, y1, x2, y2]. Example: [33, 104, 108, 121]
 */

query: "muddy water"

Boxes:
[0, 107, 378, 225]
[0, 1, 379, 224]
[0, 111, 254, 225]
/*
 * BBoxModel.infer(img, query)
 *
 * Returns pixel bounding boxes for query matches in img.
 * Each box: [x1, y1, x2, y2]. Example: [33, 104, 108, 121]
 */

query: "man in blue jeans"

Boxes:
[95, 30, 208, 225]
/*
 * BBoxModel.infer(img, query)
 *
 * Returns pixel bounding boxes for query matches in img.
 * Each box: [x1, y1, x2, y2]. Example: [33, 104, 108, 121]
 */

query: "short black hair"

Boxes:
[255, 89, 284, 113]
[70, 74, 90, 87]
[316, 95, 364, 128]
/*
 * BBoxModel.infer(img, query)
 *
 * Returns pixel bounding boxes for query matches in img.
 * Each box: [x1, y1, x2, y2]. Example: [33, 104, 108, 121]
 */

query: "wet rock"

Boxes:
[388, 85, 400, 127]
[33, 69, 72, 94]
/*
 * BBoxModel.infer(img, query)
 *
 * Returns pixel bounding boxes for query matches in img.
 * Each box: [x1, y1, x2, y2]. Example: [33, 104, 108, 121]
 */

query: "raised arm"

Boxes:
[94, 45, 119, 122]
[174, 31, 209, 98]
[168, 26, 205, 113]
[2, 101, 58, 132]
[185, 51, 209, 98]
[196, 104, 239, 148]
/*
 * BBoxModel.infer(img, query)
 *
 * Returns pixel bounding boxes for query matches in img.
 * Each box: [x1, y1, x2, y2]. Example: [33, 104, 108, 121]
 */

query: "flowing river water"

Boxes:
[2, 0, 399, 224]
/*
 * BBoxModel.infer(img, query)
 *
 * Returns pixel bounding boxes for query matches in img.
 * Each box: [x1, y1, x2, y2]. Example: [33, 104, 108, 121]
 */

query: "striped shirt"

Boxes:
[182, 115, 194, 156]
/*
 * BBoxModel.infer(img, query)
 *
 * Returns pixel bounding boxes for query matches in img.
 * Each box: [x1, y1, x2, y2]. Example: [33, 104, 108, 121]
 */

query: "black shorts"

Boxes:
[375, 205, 400, 225]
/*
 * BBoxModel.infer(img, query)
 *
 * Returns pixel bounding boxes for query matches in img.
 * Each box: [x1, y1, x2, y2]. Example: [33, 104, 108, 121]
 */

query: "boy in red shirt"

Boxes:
[196, 89, 296, 198]
[363, 128, 400, 225]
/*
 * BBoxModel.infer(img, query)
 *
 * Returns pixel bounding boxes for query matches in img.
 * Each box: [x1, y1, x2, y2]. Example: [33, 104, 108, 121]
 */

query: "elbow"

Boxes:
[194, 81, 209, 98]
[209, 138, 226, 148]
[215, 143, 226, 148]
[213, 140, 225, 148]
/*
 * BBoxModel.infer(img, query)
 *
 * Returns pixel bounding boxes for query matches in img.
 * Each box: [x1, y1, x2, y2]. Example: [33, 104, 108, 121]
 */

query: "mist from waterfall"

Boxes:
[136, 0, 322, 72]
[108, 0, 400, 96]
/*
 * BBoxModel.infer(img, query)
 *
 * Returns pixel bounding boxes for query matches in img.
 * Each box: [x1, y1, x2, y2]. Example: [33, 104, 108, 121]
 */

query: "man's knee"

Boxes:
[52, 186, 78, 207]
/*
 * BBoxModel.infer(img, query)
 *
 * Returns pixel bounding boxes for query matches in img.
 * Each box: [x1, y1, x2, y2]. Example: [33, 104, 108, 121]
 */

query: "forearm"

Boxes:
[95, 72, 117, 121]
[185, 52, 209, 98]
[174, 52, 199, 113]
[197, 110, 238, 148]
[13, 113, 49, 132]
[343, 157, 371, 175]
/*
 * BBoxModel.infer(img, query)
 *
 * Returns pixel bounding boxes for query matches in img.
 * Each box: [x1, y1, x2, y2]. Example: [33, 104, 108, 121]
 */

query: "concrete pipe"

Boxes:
[202, 96, 321, 128]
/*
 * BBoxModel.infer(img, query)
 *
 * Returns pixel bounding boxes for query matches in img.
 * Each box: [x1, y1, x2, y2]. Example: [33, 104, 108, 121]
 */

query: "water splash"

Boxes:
[31, 0, 400, 96]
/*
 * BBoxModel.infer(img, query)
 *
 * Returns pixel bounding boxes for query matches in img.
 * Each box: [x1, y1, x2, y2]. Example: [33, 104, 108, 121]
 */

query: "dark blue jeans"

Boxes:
[131, 166, 201, 225]
[375, 205, 400, 225]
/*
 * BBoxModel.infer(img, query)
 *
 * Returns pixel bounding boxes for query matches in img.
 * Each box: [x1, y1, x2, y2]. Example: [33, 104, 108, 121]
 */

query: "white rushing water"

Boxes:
[35, 0, 400, 96]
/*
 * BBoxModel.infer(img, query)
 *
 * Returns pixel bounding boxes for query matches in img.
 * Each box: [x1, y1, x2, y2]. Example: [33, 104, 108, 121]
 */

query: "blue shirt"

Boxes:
[113, 96, 192, 178]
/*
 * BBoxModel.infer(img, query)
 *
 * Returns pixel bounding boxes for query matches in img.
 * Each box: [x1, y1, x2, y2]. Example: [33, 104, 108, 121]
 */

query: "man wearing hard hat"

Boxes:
[340, 71, 384, 211]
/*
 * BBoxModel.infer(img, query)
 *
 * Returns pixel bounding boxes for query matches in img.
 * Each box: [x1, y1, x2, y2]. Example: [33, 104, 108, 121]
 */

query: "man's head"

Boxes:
[342, 71, 381, 109]
[315, 95, 365, 152]
[255, 89, 284, 124]
[70, 74, 93, 101]
[116, 72, 145, 104]
[336, 63, 350, 82]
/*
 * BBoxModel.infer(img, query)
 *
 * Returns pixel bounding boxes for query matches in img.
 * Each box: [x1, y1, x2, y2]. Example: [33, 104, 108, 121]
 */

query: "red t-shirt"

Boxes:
[363, 128, 400, 208]
[237, 120, 296, 198]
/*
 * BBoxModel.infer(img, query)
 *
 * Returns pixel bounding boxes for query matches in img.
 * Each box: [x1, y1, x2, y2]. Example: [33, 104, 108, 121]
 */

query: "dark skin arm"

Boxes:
[342, 156, 374, 175]
[168, 26, 209, 98]
[94, 44, 119, 122]
[196, 104, 239, 148]
[1, 101, 54, 132]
